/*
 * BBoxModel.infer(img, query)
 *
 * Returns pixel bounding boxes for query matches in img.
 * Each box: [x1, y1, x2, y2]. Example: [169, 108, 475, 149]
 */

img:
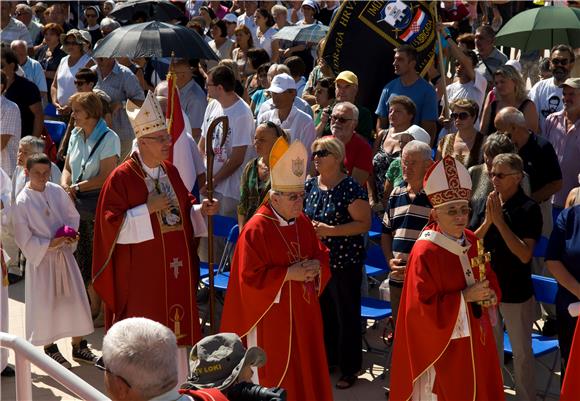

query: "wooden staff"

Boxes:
[205, 116, 229, 333]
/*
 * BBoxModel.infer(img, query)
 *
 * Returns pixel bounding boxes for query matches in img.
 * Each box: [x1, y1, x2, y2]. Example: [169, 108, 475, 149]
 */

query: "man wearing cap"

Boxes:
[390, 155, 504, 401]
[93, 92, 219, 381]
[257, 73, 316, 159]
[543, 78, 580, 211]
[100, 317, 228, 401]
[182, 332, 266, 400]
[330, 101, 373, 186]
[221, 138, 333, 401]
[376, 45, 438, 143]
[321, 70, 374, 142]
[381, 139, 433, 325]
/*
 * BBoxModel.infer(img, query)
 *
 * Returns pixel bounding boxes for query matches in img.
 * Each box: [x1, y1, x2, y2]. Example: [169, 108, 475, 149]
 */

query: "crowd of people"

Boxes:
[1, 1, 580, 401]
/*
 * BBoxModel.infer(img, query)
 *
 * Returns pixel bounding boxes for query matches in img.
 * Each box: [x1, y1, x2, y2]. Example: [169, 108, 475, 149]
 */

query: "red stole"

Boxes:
[220, 204, 333, 401]
[92, 155, 201, 346]
[390, 224, 504, 401]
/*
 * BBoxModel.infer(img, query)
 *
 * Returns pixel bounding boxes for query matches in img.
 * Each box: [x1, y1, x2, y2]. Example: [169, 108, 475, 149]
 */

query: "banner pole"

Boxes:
[434, 10, 450, 120]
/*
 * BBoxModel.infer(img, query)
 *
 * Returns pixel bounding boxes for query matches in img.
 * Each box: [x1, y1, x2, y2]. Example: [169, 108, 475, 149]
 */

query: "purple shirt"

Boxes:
[544, 110, 580, 207]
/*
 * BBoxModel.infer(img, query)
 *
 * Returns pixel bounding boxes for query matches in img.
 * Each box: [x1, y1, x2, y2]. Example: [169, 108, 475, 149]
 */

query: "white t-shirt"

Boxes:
[238, 13, 258, 44]
[529, 77, 563, 132]
[445, 70, 487, 128]
[256, 27, 276, 57]
[201, 98, 255, 200]
[258, 106, 316, 159]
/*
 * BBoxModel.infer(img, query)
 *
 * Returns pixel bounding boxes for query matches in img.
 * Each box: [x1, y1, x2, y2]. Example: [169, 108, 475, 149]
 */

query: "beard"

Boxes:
[552, 67, 568, 81]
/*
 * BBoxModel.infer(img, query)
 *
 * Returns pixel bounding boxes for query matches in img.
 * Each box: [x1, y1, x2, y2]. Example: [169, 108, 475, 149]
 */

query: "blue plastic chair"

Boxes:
[368, 214, 383, 241]
[44, 120, 67, 147]
[533, 236, 549, 258]
[361, 296, 392, 355]
[503, 275, 559, 400]
[364, 244, 389, 279]
[201, 224, 239, 290]
[44, 103, 57, 117]
[198, 215, 237, 279]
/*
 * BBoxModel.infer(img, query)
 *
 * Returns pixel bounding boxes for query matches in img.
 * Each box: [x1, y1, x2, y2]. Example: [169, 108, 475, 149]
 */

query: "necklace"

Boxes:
[141, 162, 162, 193]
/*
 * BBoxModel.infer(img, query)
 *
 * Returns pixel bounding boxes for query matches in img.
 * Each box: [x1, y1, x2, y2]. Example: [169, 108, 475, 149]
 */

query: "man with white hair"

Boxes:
[256, 63, 313, 120]
[330, 101, 372, 186]
[0, 1, 33, 47]
[14, 3, 42, 45]
[257, 73, 316, 158]
[10, 40, 47, 105]
[494, 106, 562, 237]
[99, 317, 191, 401]
[381, 139, 433, 324]
[390, 155, 504, 400]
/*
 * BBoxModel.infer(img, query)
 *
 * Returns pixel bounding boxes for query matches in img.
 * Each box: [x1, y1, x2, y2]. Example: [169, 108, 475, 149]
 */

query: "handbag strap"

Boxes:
[76, 130, 110, 184]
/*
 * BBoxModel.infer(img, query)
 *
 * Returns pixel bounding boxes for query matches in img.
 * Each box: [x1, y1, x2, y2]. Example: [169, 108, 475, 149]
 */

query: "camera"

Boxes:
[227, 382, 287, 401]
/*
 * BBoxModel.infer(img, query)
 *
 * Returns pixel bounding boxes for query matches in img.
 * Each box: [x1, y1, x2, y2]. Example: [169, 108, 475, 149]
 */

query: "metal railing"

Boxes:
[0, 332, 109, 401]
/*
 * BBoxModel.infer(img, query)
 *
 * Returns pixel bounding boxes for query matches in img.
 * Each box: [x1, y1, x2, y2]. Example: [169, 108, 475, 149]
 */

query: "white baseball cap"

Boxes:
[223, 13, 237, 23]
[267, 73, 297, 93]
[391, 125, 431, 145]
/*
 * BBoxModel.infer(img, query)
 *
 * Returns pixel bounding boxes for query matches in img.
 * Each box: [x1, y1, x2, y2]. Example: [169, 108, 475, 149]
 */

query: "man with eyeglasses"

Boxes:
[221, 139, 334, 401]
[0, 1, 33, 49]
[391, 155, 504, 401]
[330, 101, 372, 186]
[14, 4, 42, 48]
[474, 25, 508, 87]
[471, 153, 542, 401]
[530, 44, 576, 130]
[93, 92, 219, 383]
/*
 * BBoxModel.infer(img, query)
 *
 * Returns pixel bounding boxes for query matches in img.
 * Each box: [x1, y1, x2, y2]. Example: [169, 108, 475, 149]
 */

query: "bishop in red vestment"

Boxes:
[220, 139, 334, 401]
[92, 92, 218, 349]
[390, 156, 505, 401]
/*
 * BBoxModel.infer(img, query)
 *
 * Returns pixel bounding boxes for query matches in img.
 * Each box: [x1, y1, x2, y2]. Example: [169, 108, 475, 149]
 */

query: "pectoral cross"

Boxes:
[170, 258, 183, 279]
[470, 239, 491, 285]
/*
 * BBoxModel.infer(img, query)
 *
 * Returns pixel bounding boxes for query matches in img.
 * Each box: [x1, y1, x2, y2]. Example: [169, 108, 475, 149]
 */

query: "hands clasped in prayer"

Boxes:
[48, 235, 78, 250]
[286, 259, 321, 282]
[463, 279, 498, 307]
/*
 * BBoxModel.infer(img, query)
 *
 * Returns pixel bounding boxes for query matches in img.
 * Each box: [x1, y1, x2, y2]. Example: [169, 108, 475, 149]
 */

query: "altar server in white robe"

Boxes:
[12, 153, 97, 369]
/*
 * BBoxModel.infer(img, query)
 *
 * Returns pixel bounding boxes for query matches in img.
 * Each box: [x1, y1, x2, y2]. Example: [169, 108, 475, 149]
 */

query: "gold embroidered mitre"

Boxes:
[424, 155, 472, 207]
[126, 90, 167, 138]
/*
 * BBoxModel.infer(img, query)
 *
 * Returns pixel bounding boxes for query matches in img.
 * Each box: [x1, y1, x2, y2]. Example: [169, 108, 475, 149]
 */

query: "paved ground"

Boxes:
[1, 278, 562, 400]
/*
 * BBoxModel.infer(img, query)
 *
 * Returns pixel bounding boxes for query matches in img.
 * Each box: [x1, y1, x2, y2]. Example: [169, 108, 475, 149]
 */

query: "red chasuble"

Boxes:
[390, 224, 504, 401]
[220, 204, 333, 401]
[92, 154, 201, 346]
[562, 318, 580, 401]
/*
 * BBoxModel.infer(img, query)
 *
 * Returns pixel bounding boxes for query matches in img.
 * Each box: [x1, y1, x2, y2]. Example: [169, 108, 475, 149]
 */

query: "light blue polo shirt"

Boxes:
[68, 118, 120, 183]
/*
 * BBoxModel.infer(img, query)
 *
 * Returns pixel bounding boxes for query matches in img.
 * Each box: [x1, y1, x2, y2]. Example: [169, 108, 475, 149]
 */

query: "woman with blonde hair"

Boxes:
[304, 136, 371, 390]
[480, 65, 539, 135]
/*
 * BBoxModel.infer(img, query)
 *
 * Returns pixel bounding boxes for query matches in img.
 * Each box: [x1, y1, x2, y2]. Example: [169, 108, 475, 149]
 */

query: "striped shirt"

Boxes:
[382, 183, 432, 284]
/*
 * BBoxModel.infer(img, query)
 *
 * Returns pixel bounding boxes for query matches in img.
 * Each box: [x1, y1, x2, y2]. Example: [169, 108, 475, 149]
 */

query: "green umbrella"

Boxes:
[495, 6, 580, 52]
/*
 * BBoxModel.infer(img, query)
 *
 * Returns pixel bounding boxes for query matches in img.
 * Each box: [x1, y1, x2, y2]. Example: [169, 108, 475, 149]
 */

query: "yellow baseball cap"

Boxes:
[335, 70, 358, 86]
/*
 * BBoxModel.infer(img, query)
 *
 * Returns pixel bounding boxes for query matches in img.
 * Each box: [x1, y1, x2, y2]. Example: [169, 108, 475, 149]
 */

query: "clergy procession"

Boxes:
[3, 0, 580, 400]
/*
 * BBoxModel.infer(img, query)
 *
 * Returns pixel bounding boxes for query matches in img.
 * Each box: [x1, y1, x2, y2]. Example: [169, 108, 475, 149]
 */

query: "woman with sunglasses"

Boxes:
[51, 29, 94, 122]
[237, 122, 287, 229]
[480, 65, 539, 136]
[61, 92, 120, 327]
[437, 98, 484, 168]
[304, 136, 371, 390]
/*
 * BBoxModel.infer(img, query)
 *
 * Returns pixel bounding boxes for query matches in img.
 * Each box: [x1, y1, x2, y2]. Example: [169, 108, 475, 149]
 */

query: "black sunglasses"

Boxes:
[450, 112, 471, 120]
[551, 58, 570, 66]
[95, 356, 132, 388]
[330, 115, 353, 124]
[311, 149, 331, 159]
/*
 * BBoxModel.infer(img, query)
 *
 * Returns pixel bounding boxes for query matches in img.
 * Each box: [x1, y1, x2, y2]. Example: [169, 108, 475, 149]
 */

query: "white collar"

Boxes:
[270, 203, 296, 226]
[136, 150, 163, 176]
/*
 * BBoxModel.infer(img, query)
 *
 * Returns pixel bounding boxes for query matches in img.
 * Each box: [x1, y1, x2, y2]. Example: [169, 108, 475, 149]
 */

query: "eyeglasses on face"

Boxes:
[440, 206, 471, 217]
[450, 111, 471, 120]
[280, 192, 305, 202]
[85, 14, 98, 18]
[143, 135, 172, 144]
[311, 149, 331, 160]
[330, 115, 353, 124]
[64, 41, 79, 46]
[551, 58, 570, 66]
[490, 171, 519, 179]
[95, 357, 132, 388]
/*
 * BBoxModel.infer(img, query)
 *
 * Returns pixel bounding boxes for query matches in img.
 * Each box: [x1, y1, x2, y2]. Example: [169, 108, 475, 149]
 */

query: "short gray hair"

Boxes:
[19, 136, 45, 153]
[496, 106, 527, 128]
[267, 63, 291, 78]
[402, 140, 432, 161]
[100, 17, 121, 32]
[271, 4, 288, 17]
[492, 153, 524, 173]
[102, 318, 178, 399]
[334, 101, 359, 122]
[10, 40, 27, 50]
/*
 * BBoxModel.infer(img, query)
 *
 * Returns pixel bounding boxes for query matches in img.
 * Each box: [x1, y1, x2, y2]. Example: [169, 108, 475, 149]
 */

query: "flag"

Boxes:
[166, 71, 197, 192]
[322, 0, 437, 112]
